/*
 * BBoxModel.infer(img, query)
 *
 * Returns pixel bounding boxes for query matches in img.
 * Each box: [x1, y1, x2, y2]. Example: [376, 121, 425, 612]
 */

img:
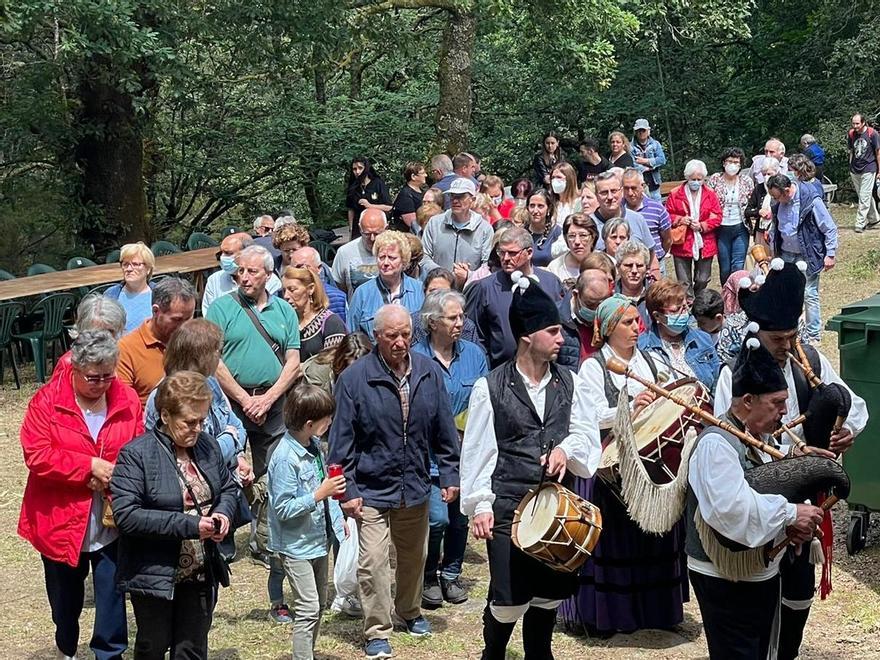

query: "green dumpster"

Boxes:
[827, 293, 880, 554]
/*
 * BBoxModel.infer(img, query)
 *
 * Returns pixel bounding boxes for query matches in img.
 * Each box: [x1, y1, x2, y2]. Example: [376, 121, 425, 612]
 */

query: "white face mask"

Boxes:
[724, 163, 740, 176]
[551, 178, 566, 194]
[491, 195, 503, 206]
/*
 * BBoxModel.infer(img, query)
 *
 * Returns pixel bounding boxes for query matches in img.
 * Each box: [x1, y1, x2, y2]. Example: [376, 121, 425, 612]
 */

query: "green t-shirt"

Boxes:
[205, 291, 301, 387]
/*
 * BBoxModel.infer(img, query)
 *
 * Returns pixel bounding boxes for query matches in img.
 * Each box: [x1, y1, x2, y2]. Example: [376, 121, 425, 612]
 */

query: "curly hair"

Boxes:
[273, 223, 311, 249]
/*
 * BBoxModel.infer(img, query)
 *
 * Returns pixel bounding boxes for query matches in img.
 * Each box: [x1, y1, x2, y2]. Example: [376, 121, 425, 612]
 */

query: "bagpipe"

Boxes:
[605, 354, 851, 581]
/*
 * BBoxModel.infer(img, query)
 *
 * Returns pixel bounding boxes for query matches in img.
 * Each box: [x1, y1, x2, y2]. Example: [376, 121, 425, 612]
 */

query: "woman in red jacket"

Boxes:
[665, 159, 723, 299]
[18, 330, 144, 660]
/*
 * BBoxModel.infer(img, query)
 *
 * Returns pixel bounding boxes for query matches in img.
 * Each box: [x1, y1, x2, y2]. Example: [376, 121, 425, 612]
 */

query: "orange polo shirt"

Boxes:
[117, 320, 166, 405]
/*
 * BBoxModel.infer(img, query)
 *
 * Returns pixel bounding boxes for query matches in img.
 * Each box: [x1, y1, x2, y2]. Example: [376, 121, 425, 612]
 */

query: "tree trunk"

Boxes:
[74, 56, 151, 250]
[435, 8, 476, 154]
[303, 52, 327, 222]
[350, 49, 363, 100]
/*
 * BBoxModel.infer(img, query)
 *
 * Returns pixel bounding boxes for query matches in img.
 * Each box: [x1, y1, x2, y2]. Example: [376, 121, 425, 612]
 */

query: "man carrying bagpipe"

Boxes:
[713, 258, 868, 659]
[689, 340, 827, 659]
[460, 271, 603, 660]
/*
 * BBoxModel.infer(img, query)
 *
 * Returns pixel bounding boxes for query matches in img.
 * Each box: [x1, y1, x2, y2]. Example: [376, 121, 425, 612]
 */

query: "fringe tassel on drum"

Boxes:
[694, 509, 767, 582]
[614, 383, 697, 535]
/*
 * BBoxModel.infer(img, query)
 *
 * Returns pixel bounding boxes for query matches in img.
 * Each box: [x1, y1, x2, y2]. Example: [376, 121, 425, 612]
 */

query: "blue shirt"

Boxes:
[347, 274, 425, 341]
[629, 197, 672, 258]
[117, 288, 153, 334]
[531, 224, 563, 267]
[412, 338, 488, 416]
[776, 184, 837, 257]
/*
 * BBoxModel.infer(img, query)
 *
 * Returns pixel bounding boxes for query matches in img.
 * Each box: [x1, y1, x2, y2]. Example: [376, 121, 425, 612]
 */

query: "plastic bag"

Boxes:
[333, 521, 360, 598]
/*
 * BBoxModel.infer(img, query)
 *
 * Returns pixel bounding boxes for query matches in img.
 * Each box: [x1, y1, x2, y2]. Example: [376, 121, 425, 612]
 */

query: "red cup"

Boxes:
[327, 463, 344, 500]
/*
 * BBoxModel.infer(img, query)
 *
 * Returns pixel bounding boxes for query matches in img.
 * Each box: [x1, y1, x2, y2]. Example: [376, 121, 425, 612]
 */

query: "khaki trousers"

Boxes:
[851, 171, 879, 229]
[358, 502, 429, 641]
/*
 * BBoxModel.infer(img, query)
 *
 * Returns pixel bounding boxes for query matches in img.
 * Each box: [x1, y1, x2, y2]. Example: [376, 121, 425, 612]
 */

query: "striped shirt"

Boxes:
[629, 197, 671, 259]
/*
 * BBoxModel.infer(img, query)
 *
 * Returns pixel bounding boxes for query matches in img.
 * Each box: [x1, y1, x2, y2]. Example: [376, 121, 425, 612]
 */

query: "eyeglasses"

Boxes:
[496, 247, 526, 258]
[177, 418, 206, 430]
[76, 371, 116, 384]
[566, 232, 594, 242]
[121, 261, 145, 270]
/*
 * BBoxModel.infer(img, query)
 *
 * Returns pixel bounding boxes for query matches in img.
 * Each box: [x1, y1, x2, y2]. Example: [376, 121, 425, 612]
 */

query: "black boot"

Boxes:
[522, 605, 557, 660]
[481, 605, 516, 660]
[778, 605, 810, 660]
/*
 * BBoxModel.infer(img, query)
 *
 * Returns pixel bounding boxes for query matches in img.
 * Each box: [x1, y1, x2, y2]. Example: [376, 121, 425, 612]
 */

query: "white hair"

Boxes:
[253, 215, 273, 231]
[683, 159, 708, 178]
[237, 245, 274, 273]
[358, 209, 388, 226]
[767, 138, 786, 155]
[762, 156, 781, 174]
[374, 304, 412, 333]
[274, 215, 296, 231]
[800, 134, 816, 146]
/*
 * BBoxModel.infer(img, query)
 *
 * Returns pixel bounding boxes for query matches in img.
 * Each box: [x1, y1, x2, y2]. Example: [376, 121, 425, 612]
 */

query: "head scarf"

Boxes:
[722, 270, 750, 315]
[591, 293, 634, 347]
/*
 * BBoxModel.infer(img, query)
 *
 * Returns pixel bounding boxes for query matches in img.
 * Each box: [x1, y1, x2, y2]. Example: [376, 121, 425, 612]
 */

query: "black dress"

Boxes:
[346, 176, 392, 239]
[609, 152, 635, 169]
[391, 185, 424, 233]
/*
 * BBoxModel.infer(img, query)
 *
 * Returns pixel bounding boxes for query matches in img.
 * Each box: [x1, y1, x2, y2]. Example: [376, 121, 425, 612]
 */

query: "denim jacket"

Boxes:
[630, 136, 667, 188]
[144, 375, 246, 468]
[347, 274, 425, 341]
[267, 433, 345, 561]
[638, 324, 720, 390]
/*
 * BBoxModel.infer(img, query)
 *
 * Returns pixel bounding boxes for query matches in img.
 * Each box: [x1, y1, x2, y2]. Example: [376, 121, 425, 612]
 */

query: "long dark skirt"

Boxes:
[559, 475, 688, 634]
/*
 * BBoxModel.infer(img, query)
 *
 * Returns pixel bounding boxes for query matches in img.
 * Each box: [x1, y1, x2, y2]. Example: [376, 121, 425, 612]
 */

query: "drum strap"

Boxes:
[593, 349, 659, 407]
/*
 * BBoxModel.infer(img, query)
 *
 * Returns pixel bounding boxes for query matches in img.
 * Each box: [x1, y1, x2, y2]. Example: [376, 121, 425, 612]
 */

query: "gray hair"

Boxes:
[152, 277, 196, 311]
[683, 159, 708, 178]
[294, 246, 321, 268]
[767, 137, 786, 155]
[374, 304, 412, 333]
[253, 214, 273, 232]
[237, 245, 274, 273]
[621, 167, 643, 182]
[274, 215, 296, 231]
[498, 226, 534, 251]
[72, 294, 126, 341]
[761, 156, 781, 174]
[420, 289, 466, 334]
[70, 329, 119, 369]
[615, 240, 651, 267]
[601, 217, 630, 241]
[800, 133, 816, 147]
[430, 154, 453, 174]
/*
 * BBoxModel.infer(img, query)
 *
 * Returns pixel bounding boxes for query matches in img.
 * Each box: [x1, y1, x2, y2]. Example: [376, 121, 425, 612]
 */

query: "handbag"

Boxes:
[670, 222, 687, 246]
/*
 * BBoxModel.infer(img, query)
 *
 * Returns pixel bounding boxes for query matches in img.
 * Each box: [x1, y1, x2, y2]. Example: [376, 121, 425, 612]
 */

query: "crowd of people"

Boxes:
[15, 117, 874, 660]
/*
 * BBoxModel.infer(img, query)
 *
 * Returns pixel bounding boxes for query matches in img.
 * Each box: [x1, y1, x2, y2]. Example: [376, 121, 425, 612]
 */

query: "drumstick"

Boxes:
[766, 495, 838, 561]
[606, 356, 785, 460]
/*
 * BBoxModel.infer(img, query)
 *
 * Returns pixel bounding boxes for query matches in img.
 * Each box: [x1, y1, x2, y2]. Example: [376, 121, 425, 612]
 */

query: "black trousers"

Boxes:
[779, 548, 815, 660]
[230, 394, 286, 478]
[42, 542, 127, 660]
[690, 570, 779, 660]
[130, 581, 217, 660]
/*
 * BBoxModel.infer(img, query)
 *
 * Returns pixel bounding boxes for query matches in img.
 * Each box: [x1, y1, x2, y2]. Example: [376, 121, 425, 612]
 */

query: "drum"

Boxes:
[511, 482, 603, 573]
[599, 378, 712, 490]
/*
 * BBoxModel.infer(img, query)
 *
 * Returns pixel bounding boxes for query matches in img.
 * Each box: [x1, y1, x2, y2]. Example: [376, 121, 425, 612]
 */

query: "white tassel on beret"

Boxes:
[796, 261, 808, 272]
[738, 277, 752, 289]
[754, 274, 766, 286]
[746, 337, 760, 350]
[746, 321, 760, 335]
[770, 258, 785, 271]
[511, 270, 530, 291]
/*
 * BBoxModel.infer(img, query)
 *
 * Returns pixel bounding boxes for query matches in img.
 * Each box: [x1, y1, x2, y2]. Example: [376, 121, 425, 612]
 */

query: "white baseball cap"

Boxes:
[445, 177, 476, 196]
[633, 118, 651, 131]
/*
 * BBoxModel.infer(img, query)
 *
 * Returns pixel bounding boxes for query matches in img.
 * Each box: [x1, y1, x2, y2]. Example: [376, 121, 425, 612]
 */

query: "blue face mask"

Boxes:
[687, 180, 702, 192]
[220, 255, 238, 274]
[663, 312, 690, 335]
[578, 306, 597, 323]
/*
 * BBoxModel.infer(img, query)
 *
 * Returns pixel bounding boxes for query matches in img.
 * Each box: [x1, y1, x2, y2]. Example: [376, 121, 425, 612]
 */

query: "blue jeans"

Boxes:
[716, 223, 750, 286]
[42, 541, 127, 660]
[269, 555, 286, 605]
[780, 250, 821, 340]
[425, 481, 469, 582]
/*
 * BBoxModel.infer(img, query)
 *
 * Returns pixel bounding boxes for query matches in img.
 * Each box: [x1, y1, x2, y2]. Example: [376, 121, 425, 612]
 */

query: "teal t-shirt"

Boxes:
[206, 291, 301, 387]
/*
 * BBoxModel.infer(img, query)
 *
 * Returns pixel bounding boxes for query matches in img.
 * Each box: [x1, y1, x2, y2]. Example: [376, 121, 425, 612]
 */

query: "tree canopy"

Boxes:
[0, 0, 874, 270]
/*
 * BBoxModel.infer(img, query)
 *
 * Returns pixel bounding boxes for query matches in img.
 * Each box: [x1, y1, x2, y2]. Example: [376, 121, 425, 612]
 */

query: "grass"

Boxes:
[2, 205, 880, 658]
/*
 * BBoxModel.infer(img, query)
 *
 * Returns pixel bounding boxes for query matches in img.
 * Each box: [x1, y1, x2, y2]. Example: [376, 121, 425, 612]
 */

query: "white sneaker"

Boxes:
[331, 593, 363, 617]
[56, 651, 77, 660]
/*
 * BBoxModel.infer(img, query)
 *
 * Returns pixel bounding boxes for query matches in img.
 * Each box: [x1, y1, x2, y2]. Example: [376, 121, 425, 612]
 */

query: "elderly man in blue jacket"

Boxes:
[329, 304, 460, 660]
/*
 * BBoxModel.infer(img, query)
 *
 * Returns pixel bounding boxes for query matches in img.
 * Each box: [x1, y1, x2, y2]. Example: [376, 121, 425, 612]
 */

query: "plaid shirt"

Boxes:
[379, 353, 412, 432]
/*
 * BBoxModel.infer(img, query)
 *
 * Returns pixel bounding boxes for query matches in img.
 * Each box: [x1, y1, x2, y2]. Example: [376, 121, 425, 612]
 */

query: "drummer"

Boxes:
[563, 294, 686, 636]
[460, 270, 601, 660]
[687, 339, 824, 659]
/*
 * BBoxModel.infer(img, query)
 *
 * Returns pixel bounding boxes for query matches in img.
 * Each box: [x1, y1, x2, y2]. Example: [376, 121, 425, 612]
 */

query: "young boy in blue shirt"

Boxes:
[268, 383, 347, 660]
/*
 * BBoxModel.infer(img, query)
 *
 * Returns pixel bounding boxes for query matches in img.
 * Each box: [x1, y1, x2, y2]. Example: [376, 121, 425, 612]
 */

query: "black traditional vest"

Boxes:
[486, 360, 575, 501]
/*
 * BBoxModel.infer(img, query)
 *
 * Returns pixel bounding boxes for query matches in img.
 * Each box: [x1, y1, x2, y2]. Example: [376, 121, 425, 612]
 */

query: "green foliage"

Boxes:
[1, 0, 878, 270]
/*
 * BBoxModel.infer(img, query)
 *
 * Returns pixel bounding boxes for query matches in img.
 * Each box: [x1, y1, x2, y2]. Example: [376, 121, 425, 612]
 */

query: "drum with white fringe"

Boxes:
[599, 378, 712, 492]
[511, 482, 603, 573]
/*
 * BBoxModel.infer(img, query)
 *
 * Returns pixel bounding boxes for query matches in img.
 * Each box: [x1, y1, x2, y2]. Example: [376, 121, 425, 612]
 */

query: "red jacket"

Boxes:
[18, 372, 144, 566]
[665, 184, 722, 259]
